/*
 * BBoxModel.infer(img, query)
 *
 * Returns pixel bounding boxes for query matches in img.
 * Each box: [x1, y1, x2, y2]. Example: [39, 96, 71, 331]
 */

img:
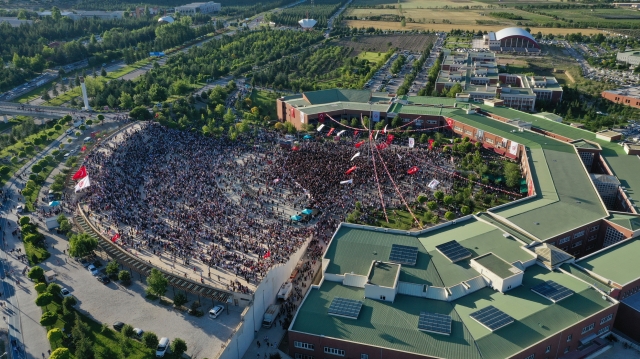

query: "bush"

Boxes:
[105, 260, 119, 277]
[173, 292, 187, 307]
[171, 338, 187, 358]
[0, 165, 9, 175]
[122, 324, 135, 338]
[142, 331, 159, 348]
[35, 282, 47, 294]
[19, 216, 30, 226]
[49, 348, 70, 359]
[444, 211, 456, 221]
[40, 311, 58, 326]
[47, 283, 62, 296]
[27, 266, 45, 282]
[35, 292, 54, 307]
[118, 270, 131, 283]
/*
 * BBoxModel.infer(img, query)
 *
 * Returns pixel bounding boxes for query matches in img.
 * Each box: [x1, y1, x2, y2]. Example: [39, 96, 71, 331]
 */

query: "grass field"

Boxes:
[351, 0, 488, 9]
[250, 89, 279, 121]
[343, 20, 607, 35]
[334, 34, 436, 54]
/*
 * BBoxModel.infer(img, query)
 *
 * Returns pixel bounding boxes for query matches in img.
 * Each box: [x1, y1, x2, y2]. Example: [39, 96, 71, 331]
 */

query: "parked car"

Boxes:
[113, 322, 125, 331]
[156, 337, 170, 357]
[133, 328, 144, 339]
[60, 288, 72, 298]
[209, 305, 224, 319]
[97, 275, 110, 284]
[16, 205, 23, 213]
[87, 264, 99, 276]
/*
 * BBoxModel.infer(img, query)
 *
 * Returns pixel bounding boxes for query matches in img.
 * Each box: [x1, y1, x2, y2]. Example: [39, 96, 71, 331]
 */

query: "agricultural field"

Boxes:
[534, 8, 640, 29]
[333, 34, 436, 55]
[343, 20, 607, 35]
[267, 0, 347, 28]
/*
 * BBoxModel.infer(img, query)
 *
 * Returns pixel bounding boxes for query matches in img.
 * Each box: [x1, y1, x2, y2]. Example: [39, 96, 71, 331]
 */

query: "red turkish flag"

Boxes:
[376, 143, 388, 150]
[386, 134, 394, 144]
[81, 145, 87, 152]
[407, 166, 419, 175]
[318, 113, 325, 123]
[345, 166, 357, 175]
[111, 233, 120, 243]
[72, 166, 88, 180]
[327, 128, 335, 137]
[446, 117, 454, 129]
[354, 130, 359, 137]
[263, 250, 271, 259]
[428, 139, 434, 150]
[290, 107, 295, 118]
[355, 140, 365, 148]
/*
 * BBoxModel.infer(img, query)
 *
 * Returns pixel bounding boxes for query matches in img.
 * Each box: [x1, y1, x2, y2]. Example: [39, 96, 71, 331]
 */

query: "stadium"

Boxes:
[473, 27, 541, 53]
[279, 89, 640, 359]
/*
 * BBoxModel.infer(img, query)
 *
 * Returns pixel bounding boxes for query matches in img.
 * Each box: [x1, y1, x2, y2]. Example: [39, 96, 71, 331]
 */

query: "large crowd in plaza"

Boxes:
[80, 122, 509, 294]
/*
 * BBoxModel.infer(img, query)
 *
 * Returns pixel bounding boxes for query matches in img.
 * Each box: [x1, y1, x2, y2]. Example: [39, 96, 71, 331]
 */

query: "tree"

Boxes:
[171, 338, 188, 358]
[75, 336, 94, 359]
[417, 194, 428, 204]
[19, 216, 30, 226]
[69, 233, 98, 258]
[443, 195, 454, 206]
[142, 331, 159, 349]
[97, 114, 105, 122]
[130, 106, 152, 121]
[51, 6, 62, 21]
[101, 67, 107, 77]
[48, 328, 64, 346]
[28, 266, 45, 282]
[62, 296, 77, 311]
[434, 191, 444, 202]
[49, 348, 71, 359]
[461, 205, 471, 215]
[118, 270, 131, 283]
[31, 164, 42, 174]
[36, 292, 54, 307]
[173, 292, 188, 307]
[40, 311, 58, 326]
[47, 283, 62, 297]
[106, 261, 119, 277]
[122, 324, 135, 338]
[147, 269, 168, 297]
[444, 211, 456, 221]
[427, 201, 437, 211]
[504, 162, 521, 188]
[223, 109, 235, 123]
[35, 282, 47, 294]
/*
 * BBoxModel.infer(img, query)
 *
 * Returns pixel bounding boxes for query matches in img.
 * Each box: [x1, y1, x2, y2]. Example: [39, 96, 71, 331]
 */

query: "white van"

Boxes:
[156, 337, 169, 357]
[209, 305, 224, 319]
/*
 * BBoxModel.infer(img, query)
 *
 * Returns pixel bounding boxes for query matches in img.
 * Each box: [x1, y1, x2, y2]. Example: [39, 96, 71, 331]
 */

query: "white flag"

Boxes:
[408, 137, 415, 148]
[337, 130, 346, 137]
[375, 130, 379, 140]
[317, 124, 325, 132]
[75, 175, 91, 192]
[383, 125, 388, 134]
[428, 179, 440, 190]
[350, 152, 360, 161]
[340, 179, 353, 185]
[397, 153, 402, 160]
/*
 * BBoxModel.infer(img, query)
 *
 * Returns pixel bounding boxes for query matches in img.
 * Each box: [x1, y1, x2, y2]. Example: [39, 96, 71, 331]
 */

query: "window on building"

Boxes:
[591, 225, 600, 232]
[545, 346, 551, 353]
[572, 241, 582, 248]
[574, 231, 585, 239]
[294, 342, 314, 351]
[598, 326, 610, 335]
[567, 334, 572, 342]
[548, 242, 556, 246]
[581, 323, 595, 334]
[454, 126, 463, 132]
[588, 235, 596, 242]
[361, 355, 369, 359]
[600, 314, 613, 325]
[559, 237, 571, 245]
[565, 346, 570, 354]
[324, 347, 345, 356]
[295, 354, 314, 359]
[486, 138, 494, 144]
[524, 354, 535, 359]
[586, 245, 594, 251]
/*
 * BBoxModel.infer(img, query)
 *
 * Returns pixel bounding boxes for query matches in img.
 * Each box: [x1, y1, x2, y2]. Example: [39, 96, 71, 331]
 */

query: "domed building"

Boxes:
[298, 18, 317, 30]
[476, 27, 540, 53]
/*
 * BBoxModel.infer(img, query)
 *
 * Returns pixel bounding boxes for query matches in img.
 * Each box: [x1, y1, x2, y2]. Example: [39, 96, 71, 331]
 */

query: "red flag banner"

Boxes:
[327, 128, 335, 137]
[354, 130, 359, 137]
[386, 134, 395, 144]
[111, 233, 120, 243]
[345, 166, 357, 175]
[407, 166, 419, 175]
[355, 140, 365, 148]
[290, 107, 295, 118]
[428, 139, 434, 150]
[81, 145, 87, 152]
[263, 250, 271, 259]
[318, 113, 325, 123]
[376, 142, 388, 150]
[72, 166, 88, 180]
[292, 146, 300, 151]
[446, 117, 454, 129]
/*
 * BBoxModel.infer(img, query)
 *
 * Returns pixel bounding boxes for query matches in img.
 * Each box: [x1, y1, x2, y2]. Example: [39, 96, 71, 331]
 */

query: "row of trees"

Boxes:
[397, 42, 433, 95]
[266, 0, 347, 28]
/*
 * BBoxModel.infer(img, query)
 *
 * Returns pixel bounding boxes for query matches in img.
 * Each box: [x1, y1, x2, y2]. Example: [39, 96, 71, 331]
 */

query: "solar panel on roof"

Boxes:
[435, 240, 472, 263]
[469, 306, 514, 331]
[328, 297, 363, 319]
[531, 280, 574, 303]
[389, 244, 419, 266]
[418, 312, 452, 335]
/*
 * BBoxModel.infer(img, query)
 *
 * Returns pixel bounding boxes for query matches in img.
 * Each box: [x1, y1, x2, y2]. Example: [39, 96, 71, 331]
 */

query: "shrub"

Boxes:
[47, 283, 62, 296]
[19, 216, 30, 226]
[35, 282, 47, 294]
[122, 324, 135, 338]
[27, 266, 45, 282]
[49, 348, 70, 359]
[118, 270, 131, 283]
[40, 311, 58, 326]
[105, 260, 119, 277]
[444, 211, 456, 221]
[173, 292, 187, 307]
[35, 292, 54, 307]
[142, 331, 159, 349]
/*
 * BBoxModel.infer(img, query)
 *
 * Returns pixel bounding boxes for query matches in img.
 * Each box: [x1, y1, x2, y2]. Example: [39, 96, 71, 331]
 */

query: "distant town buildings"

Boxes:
[134, 6, 161, 17]
[0, 17, 33, 27]
[616, 50, 640, 66]
[473, 27, 541, 53]
[36, 10, 124, 20]
[602, 87, 640, 109]
[174, 2, 221, 15]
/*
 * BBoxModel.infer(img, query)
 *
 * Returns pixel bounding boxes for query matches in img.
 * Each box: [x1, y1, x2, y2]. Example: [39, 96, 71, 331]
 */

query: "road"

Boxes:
[326, 0, 352, 36]
[408, 32, 446, 96]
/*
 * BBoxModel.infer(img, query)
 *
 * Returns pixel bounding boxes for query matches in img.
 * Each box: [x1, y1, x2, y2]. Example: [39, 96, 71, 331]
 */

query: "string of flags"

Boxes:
[72, 165, 91, 193]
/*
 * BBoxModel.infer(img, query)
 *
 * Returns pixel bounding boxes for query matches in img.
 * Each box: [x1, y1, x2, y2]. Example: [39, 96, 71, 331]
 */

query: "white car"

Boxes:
[87, 264, 99, 276]
[209, 305, 224, 319]
[60, 288, 72, 297]
[16, 205, 23, 213]
[133, 328, 144, 338]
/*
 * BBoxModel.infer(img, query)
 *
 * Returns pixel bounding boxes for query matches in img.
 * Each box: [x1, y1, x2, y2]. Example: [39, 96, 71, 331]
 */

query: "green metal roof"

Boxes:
[325, 226, 444, 286]
[606, 212, 640, 232]
[402, 96, 459, 106]
[389, 103, 459, 116]
[478, 105, 640, 211]
[577, 238, 640, 286]
[473, 253, 519, 279]
[449, 110, 608, 240]
[572, 139, 599, 149]
[295, 102, 390, 116]
[368, 262, 399, 287]
[303, 89, 372, 105]
[560, 263, 612, 293]
[455, 265, 613, 359]
[292, 281, 483, 359]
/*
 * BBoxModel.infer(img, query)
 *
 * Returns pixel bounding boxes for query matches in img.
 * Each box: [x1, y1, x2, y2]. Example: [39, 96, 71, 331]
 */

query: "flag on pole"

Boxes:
[397, 153, 402, 160]
[340, 179, 353, 185]
[408, 137, 415, 148]
[428, 139, 434, 150]
[354, 130, 359, 137]
[386, 134, 394, 144]
[72, 166, 88, 180]
[263, 250, 271, 259]
[81, 145, 87, 152]
[336, 130, 346, 137]
[74, 175, 91, 192]
[350, 152, 360, 161]
[111, 233, 120, 243]
[317, 124, 325, 132]
[345, 166, 357, 175]
[327, 128, 335, 137]
[376, 142, 388, 150]
[355, 140, 365, 148]
[375, 130, 379, 140]
[407, 166, 419, 175]
[383, 125, 388, 134]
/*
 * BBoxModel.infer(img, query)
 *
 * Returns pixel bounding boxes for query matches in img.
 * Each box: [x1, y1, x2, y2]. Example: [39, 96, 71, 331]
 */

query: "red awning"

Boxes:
[505, 152, 517, 160]
[483, 143, 493, 150]
[494, 148, 506, 155]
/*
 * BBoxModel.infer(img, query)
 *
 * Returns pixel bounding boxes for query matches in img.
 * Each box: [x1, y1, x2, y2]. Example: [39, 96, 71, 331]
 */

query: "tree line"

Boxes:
[266, 0, 347, 28]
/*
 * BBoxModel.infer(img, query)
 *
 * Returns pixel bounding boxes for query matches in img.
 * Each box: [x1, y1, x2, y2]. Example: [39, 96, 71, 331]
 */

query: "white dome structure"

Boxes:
[158, 16, 174, 24]
[298, 18, 317, 29]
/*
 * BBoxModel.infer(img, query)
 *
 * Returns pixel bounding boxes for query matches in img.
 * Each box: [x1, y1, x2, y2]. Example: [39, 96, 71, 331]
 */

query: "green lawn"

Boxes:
[358, 51, 385, 63]
[250, 89, 279, 121]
